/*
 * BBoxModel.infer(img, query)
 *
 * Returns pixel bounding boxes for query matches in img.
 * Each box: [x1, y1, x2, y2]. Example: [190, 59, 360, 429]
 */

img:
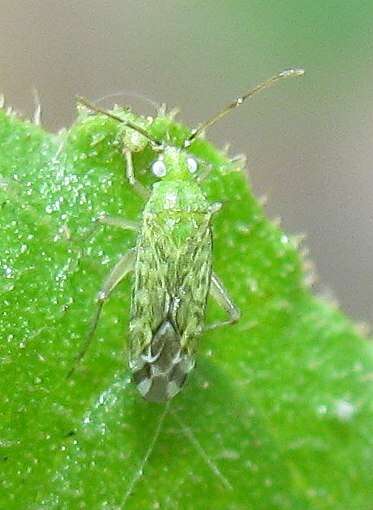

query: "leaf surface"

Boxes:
[0, 108, 372, 509]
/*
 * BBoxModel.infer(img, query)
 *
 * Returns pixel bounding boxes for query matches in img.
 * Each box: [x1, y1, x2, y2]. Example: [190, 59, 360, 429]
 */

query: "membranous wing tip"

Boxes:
[132, 319, 195, 403]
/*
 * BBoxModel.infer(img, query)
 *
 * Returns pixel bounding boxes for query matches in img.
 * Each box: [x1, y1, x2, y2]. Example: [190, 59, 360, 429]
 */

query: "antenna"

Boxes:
[77, 96, 163, 148]
[185, 68, 304, 146]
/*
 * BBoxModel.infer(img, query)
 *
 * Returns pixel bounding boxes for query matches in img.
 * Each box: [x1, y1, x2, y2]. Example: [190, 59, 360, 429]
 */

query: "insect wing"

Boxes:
[129, 212, 212, 402]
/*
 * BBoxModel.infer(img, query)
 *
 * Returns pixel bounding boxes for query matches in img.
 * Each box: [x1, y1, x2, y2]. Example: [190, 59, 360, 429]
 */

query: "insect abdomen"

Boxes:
[132, 319, 195, 402]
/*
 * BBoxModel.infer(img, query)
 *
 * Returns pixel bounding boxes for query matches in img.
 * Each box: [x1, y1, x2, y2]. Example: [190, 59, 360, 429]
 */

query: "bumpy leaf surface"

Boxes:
[0, 108, 372, 509]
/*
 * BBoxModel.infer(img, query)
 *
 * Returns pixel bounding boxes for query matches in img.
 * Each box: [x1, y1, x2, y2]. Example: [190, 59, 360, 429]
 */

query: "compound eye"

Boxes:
[151, 159, 167, 177]
[187, 157, 198, 174]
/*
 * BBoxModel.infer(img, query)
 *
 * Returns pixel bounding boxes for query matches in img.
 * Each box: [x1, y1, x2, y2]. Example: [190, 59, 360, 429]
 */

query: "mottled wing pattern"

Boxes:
[129, 211, 212, 401]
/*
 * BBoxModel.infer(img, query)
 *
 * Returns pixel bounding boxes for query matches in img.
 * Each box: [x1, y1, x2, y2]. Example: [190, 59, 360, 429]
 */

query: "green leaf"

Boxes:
[0, 106, 372, 510]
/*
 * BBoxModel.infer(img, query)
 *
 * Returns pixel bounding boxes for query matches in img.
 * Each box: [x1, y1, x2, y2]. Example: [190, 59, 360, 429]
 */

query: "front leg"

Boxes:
[124, 149, 150, 199]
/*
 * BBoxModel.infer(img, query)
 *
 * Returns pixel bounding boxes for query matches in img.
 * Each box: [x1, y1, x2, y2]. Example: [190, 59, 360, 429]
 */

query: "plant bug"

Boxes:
[70, 68, 304, 402]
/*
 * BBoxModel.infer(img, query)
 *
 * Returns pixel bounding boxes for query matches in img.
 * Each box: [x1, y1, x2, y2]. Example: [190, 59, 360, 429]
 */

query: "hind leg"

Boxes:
[68, 248, 136, 377]
[205, 272, 240, 331]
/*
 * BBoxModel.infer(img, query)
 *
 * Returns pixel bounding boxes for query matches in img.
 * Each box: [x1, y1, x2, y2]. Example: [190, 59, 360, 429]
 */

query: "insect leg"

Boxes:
[196, 163, 214, 183]
[123, 149, 150, 199]
[197, 157, 246, 184]
[69, 213, 138, 260]
[68, 214, 138, 278]
[67, 248, 136, 377]
[96, 212, 139, 231]
[205, 272, 240, 331]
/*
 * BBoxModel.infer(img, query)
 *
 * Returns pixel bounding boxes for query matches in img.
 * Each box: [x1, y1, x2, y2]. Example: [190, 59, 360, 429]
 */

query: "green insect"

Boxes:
[71, 68, 304, 402]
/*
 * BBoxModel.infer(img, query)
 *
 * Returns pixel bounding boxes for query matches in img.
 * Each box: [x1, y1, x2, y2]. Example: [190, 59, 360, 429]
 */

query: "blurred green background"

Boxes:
[1, 1, 372, 323]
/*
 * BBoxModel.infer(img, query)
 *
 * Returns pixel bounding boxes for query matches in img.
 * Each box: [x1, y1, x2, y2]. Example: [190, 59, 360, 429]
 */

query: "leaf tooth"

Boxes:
[302, 257, 318, 287]
[290, 233, 306, 249]
[272, 216, 282, 227]
[1, 97, 23, 120]
[32, 88, 42, 125]
[288, 233, 315, 286]
[316, 285, 338, 306]
[231, 153, 247, 169]
[167, 106, 179, 120]
[354, 320, 371, 338]
[157, 102, 167, 116]
[222, 142, 231, 155]
[299, 245, 310, 259]
[258, 194, 268, 207]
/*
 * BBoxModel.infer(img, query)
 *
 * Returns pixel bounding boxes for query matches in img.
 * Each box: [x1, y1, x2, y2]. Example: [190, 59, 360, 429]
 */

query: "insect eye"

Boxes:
[151, 160, 167, 177]
[187, 157, 198, 174]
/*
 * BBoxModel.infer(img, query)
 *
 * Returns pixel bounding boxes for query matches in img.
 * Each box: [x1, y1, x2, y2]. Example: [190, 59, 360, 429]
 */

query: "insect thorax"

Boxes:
[145, 179, 210, 215]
